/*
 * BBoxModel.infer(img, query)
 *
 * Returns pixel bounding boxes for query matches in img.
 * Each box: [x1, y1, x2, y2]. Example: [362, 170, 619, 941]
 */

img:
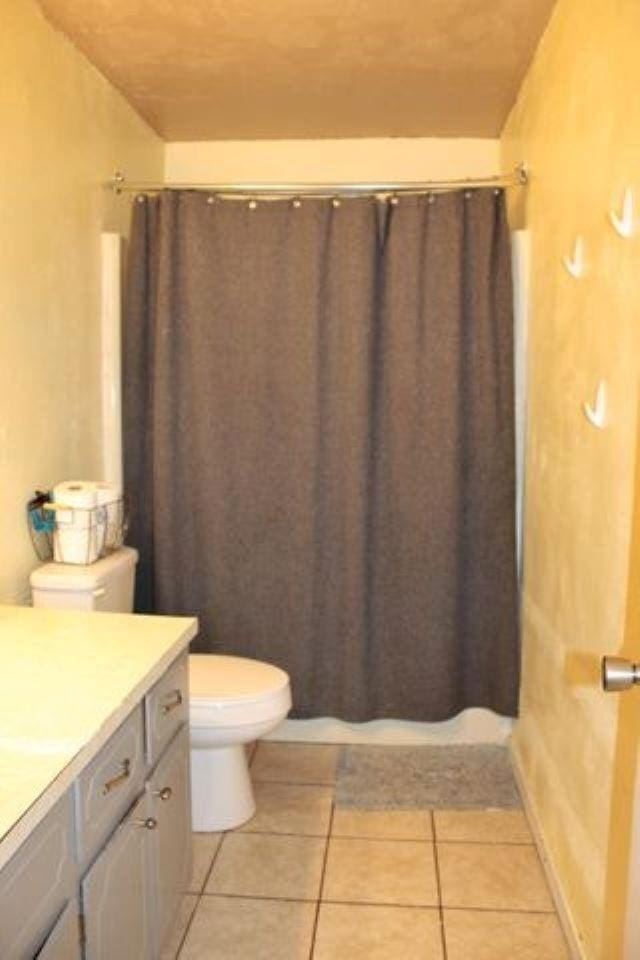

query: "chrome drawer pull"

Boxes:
[160, 689, 183, 715]
[132, 816, 157, 830]
[153, 786, 173, 802]
[102, 758, 131, 796]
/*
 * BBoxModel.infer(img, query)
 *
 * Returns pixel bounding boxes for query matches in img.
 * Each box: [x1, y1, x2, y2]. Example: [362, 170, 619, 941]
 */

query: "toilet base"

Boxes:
[190, 744, 256, 831]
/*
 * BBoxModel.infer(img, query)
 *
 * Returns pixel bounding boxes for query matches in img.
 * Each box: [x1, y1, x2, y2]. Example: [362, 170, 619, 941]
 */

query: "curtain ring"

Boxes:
[389, 195, 399, 206]
[427, 192, 436, 204]
[206, 194, 215, 205]
[464, 191, 473, 200]
[292, 197, 302, 209]
[136, 194, 146, 204]
[248, 199, 258, 210]
[331, 197, 341, 208]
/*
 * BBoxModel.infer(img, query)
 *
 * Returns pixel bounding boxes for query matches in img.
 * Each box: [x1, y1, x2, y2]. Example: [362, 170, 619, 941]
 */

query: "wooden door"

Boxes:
[601, 411, 640, 958]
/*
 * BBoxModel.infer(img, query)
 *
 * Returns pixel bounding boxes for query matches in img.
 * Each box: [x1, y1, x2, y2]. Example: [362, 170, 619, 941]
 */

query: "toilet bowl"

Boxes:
[30, 547, 292, 833]
[189, 654, 292, 831]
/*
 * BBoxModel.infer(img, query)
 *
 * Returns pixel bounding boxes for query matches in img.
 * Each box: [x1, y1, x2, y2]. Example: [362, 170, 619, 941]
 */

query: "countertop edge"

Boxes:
[0, 617, 197, 871]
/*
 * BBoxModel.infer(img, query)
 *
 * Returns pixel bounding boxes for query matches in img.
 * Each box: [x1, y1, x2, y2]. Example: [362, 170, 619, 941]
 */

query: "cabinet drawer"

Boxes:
[35, 900, 81, 960]
[145, 654, 188, 765]
[75, 705, 145, 867]
[0, 791, 75, 960]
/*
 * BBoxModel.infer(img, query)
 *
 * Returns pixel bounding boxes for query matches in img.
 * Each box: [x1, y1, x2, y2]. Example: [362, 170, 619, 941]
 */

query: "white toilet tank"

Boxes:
[30, 546, 138, 613]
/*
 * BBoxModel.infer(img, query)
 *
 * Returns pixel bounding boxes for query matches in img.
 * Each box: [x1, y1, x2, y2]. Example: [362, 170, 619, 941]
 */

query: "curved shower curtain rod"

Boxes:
[109, 162, 529, 198]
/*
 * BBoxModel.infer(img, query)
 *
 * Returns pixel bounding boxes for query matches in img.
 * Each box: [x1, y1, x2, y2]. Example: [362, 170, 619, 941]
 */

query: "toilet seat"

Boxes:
[189, 654, 291, 727]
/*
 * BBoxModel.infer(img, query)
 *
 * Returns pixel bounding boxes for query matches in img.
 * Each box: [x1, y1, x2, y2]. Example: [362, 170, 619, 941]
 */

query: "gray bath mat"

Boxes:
[335, 744, 521, 809]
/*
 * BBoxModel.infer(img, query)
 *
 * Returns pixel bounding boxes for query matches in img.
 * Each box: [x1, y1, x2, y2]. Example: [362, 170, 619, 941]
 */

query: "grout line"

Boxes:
[175, 832, 229, 958]
[313, 899, 440, 911]
[329, 833, 433, 844]
[195, 891, 559, 917]
[200, 831, 228, 895]
[173, 894, 199, 960]
[196, 891, 557, 917]
[331, 833, 432, 843]
[431, 811, 448, 960]
[237, 827, 533, 845]
[308, 800, 335, 959]
[441, 905, 561, 916]
[435, 838, 535, 847]
[202, 892, 320, 904]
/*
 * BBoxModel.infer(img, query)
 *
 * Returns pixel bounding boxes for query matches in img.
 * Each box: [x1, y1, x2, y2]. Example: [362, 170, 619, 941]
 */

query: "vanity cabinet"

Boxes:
[0, 649, 191, 960]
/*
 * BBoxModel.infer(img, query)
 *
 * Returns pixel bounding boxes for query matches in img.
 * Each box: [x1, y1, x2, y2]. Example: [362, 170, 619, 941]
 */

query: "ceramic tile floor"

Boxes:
[164, 742, 571, 960]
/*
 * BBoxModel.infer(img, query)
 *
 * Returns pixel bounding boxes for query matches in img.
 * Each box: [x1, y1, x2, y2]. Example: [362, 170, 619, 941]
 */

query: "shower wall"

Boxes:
[164, 137, 501, 184]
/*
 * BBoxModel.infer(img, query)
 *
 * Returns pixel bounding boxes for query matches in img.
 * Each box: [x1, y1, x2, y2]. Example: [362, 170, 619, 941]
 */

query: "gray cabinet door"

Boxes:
[35, 900, 81, 960]
[0, 791, 75, 960]
[81, 793, 153, 960]
[148, 725, 192, 954]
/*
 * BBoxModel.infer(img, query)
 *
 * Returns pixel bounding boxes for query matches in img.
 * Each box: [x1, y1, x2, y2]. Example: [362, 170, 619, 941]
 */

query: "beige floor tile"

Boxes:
[314, 903, 444, 960]
[206, 832, 326, 900]
[179, 895, 316, 960]
[438, 842, 554, 912]
[434, 809, 532, 844]
[323, 837, 439, 907]
[251, 742, 340, 785]
[444, 909, 570, 960]
[332, 809, 432, 841]
[160, 893, 197, 960]
[189, 833, 223, 893]
[239, 782, 333, 836]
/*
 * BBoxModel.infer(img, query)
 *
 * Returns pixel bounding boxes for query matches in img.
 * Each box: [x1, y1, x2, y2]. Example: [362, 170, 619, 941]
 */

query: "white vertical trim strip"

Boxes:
[100, 233, 123, 487]
[512, 230, 531, 584]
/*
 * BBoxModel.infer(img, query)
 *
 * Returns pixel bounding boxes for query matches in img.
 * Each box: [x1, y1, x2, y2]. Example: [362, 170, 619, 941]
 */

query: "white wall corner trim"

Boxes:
[100, 232, 123, 487]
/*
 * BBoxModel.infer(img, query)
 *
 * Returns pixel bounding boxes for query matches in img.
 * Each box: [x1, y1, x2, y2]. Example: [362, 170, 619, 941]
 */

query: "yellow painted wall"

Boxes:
[502, 0, 640, 955]
[165, 137, 500, 183]
[0, 0, 163, 603]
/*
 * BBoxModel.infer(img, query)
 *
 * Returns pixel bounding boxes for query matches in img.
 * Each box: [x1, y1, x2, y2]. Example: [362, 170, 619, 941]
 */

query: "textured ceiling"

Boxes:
[37, 0, 556, 141]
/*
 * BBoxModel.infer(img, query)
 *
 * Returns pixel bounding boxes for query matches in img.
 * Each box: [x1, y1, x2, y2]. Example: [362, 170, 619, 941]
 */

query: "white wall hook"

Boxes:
[563, 236, 585, 278]
[609, 187, 635, 238]
[583, 381, 608, 429]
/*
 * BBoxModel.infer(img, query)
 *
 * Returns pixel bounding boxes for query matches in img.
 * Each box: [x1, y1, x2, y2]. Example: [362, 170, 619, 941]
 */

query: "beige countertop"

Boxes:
[0, 604, 197, 870]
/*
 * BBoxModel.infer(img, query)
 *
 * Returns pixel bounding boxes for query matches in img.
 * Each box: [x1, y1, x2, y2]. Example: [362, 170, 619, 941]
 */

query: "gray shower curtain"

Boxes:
[123, 189, 519, 721]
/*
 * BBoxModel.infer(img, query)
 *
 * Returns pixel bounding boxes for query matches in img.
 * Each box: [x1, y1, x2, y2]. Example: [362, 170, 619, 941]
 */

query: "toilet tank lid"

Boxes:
[30, 546, 139, 592]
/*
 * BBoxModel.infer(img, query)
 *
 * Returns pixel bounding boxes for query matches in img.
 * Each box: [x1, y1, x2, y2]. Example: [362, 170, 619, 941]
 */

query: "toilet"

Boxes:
[190, 654, 291, 830]
[30, 547, 292, 831]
